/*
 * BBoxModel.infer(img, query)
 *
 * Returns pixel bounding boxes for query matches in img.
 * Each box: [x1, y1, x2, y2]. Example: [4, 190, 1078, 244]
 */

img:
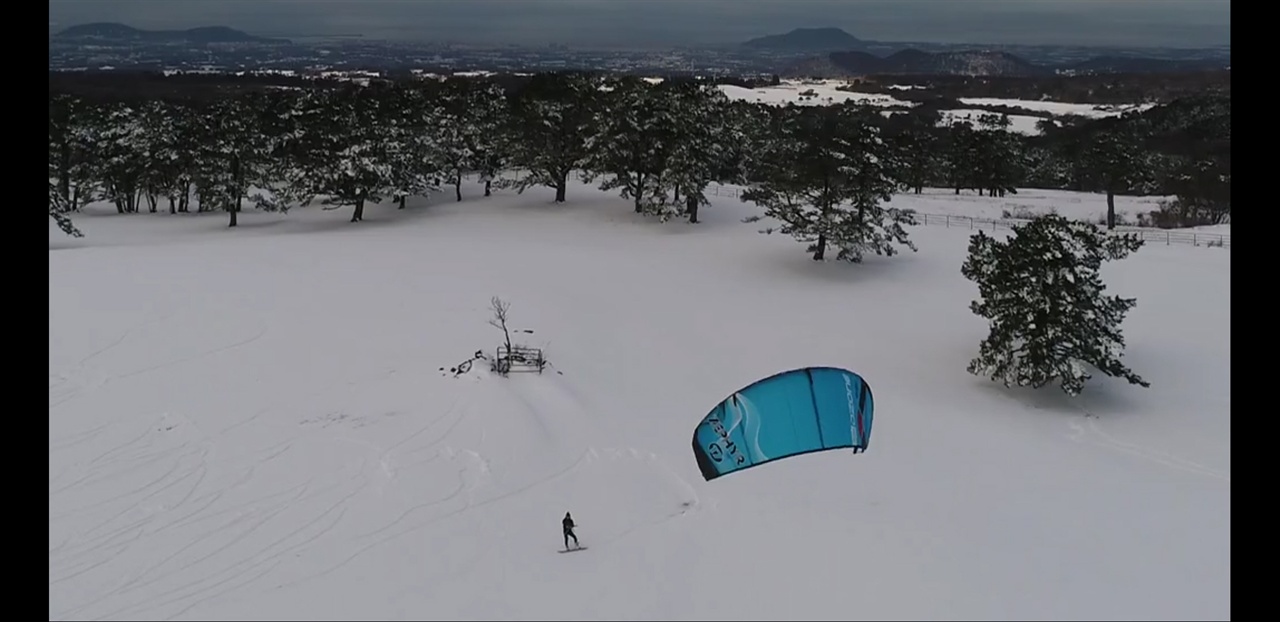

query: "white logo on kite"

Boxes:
[844, 374, 858, 441]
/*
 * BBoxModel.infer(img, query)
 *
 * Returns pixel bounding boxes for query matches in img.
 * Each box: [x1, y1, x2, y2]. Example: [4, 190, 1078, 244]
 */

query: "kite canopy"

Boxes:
[691, 367, 874, 481]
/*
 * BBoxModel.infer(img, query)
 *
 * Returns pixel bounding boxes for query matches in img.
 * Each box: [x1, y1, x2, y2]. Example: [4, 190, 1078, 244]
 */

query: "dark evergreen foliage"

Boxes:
[961, 214, 1149, 396]
[45, 71, 1229, 237]
[741, 103, 917, 262]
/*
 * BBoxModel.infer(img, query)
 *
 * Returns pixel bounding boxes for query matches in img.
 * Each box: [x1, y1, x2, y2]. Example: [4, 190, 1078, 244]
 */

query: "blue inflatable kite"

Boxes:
[692, 367, 874, 481]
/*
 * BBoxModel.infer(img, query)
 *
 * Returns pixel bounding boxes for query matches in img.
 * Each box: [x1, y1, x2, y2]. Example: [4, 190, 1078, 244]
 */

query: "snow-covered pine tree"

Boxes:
[48, 120, 82, 237]
[961, 214, 1149, 397]
[1167, 156, 1230, 226]
[466, 80, 512, 199]
[505, 72, 603, 203]
[155, 101, 201, 214]
[432, 78, 510, 202]
[198, 92, 282, 227]
[246, 88, 313, 214]
[887, 111, 939, 195]
[430, 79, 470, 202]
[49, 180, 82, 237]
[136, 100, 180, 213]
[944, 120, 978, 195]
[969, 113, 1023, 198]
[658, 80, 740, 224]
[1078, 114, 1155, 229]
[742, 103, 917, 262]
[585, 76, 675, 214]
[379, 83, 443, 209]
[291, 85, 394, 222]
[63, 101, 102, 213]
[92, 102, 150, 214]
[1021, 144, 1071, 191]
[49, 93, 78, 209]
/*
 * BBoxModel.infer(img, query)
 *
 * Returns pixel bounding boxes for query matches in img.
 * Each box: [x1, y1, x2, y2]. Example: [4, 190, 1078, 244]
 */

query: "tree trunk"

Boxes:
[231, 154, 243, 213]
[168, 195, 176, 215]
[954, 185, 961, 195]
[1106, 190, 1116, 230]
[352, 196, 366, 222]
[915, 185, 923, 194]
[673, 186, 680, 203]
[484, 179, 492, 197]
[147, 192, 157, 213]
[554, 175, 567, 203]
[455, 174, 463, 202]
[229, 193, 241, 227]
[633, 173, 644, 213]
[812, 231, 827, 261]
[686, 195, 699, 224]
[398, 194, 406, 209]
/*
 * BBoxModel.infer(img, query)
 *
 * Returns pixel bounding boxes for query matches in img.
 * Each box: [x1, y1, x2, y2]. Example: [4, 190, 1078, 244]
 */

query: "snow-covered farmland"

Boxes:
[717, 82, 913, 107]
[957, 97, 1157, 119]
[936, 109, 1046, 135]
[715, 80, 1155, 135]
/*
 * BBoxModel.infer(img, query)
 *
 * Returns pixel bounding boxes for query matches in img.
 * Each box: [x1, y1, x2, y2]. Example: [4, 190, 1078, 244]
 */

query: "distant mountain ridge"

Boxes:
[742, 28, 864, 53]
[53, 23, 288, 44]
[782, 48, 1230, 78]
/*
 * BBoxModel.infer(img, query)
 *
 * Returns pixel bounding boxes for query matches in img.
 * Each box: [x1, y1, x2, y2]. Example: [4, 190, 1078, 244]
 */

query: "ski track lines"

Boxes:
[48, 365, 694, 620]
[1067, 416, 1230, 482]
[50, 315, 267, 413]
[262, 373, 698, 605]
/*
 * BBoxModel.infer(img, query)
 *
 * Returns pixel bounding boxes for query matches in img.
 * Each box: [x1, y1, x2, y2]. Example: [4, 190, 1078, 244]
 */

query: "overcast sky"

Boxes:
[48, 0, 1231, 48]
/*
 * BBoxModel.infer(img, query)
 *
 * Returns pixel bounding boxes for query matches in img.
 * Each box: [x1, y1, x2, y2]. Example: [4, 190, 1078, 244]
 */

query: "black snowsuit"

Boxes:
[562, 513, 578, 549]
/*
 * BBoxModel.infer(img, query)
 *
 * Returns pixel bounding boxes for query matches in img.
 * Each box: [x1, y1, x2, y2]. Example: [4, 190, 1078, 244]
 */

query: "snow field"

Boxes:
[50, 178, 1229, 620]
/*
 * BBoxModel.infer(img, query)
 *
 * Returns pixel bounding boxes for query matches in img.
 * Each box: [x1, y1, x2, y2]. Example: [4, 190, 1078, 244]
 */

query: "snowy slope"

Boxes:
[50, 180, 1230, 621]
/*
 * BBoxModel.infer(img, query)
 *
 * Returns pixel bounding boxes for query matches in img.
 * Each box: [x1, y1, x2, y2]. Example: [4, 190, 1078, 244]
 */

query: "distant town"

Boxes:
[49, 23, 1230, 80]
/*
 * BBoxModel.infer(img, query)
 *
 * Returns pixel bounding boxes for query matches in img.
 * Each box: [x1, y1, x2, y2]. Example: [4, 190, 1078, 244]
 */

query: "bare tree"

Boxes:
[489, 296, 513, 357]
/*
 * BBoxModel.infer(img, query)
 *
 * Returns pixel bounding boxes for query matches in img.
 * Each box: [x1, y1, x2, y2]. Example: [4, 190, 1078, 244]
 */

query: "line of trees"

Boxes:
[49, 71, 1229, 246]
[48, 70, 1182, 397]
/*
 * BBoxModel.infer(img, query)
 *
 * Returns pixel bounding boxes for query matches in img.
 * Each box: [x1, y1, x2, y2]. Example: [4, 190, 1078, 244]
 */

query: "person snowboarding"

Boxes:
[562, 512, 579, 550]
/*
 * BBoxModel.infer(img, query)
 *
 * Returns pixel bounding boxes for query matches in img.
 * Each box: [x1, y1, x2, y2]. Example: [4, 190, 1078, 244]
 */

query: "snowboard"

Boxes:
[558, 546, 588, 553]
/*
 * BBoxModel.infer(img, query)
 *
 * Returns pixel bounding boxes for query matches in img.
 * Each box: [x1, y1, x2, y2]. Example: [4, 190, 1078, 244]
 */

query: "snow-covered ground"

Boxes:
[718, 82, 913, 107]
[936, 109, 1046, 135]
[877, 108, 1047, 136]
[717, 81, 1155, 132]
[50, 179, 1230, 620]
[709, 184, 1228, 244]
[957, 98, 1156, 119]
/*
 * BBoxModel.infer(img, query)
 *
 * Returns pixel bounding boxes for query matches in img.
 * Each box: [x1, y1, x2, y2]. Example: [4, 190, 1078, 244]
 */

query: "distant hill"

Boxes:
[782, 48, 1230, 78]
[742, 28, 864, 53]
[53, 23, 289, 44]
